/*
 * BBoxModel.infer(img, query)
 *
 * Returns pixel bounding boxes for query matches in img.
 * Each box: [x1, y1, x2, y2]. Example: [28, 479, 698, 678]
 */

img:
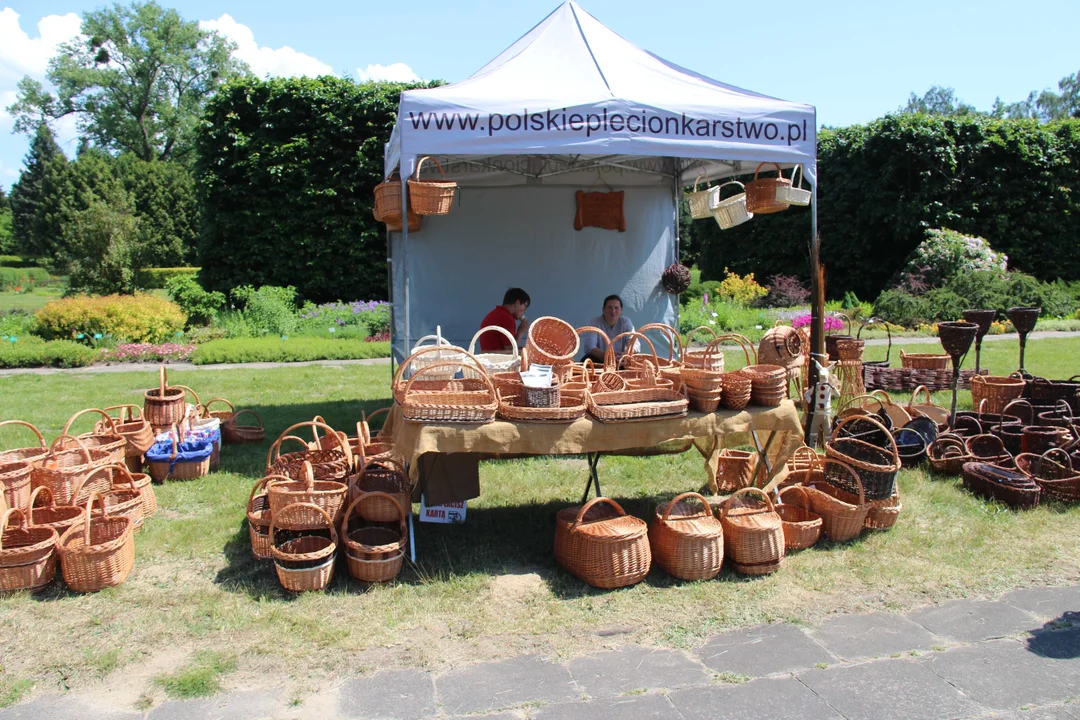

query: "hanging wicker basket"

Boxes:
[773, 164, 812, 206]
[744, 163, 791, 215]
[408, 156, 457, 216]
[711, 181, 754, 229]
[686, 174, 716, 219]
[554, 497, 651, 589]
[649, 492, 724, 581]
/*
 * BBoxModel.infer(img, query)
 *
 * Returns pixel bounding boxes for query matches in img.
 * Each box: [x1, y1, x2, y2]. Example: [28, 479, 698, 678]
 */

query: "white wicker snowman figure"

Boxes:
[804, 356, 834, 448]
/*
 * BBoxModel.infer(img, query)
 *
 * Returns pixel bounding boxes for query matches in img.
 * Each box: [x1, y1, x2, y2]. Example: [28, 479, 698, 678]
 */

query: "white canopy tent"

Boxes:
[384, 1, 818, 363]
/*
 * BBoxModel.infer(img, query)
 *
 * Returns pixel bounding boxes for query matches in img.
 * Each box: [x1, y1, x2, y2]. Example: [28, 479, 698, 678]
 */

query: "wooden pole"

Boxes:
[805, 233, 826, 446]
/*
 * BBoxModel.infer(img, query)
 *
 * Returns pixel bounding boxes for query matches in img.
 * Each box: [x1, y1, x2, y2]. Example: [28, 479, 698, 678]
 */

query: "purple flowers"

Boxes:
[99, 343, 195, 363]
[792, 313, 845, 332]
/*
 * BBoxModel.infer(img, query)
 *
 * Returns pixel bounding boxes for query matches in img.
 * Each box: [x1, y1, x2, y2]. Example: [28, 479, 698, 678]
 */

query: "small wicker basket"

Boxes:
[718, 487, 785, 575]
[270, 502, 338, 592]
[649, 492, 724, 581]
[710, 181, 753, 229]
[342, 492, 407, 584]
[408, 156, 457, 216]
[57, 493, 135, 593]
[744, 163, 791, 215]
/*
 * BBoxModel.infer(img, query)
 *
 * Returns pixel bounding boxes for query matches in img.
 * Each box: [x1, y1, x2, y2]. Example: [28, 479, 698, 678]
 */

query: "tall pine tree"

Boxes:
[9, 124, 65, 258]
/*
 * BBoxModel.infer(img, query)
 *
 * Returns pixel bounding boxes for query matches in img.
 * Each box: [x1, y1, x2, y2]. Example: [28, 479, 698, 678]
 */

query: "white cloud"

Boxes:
[0, 8, 82, 81]
[201, 14, 332, 78]
[356, 63, 419, 83]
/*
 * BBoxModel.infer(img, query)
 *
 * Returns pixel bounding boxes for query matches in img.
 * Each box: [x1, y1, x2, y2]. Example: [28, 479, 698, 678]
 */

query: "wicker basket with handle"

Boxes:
[927, 435, 972, 476]
[464, 325, 521, 379]
[270, 502, 338, 593]
[899, 351, 950, 370]
[392, 345, 488, 405]
[58, 492, 135, 593]
[773, 164, 812, 206]
[222, 409, 265, 445]
[342, 492, 407, 584]
[686, 174, 716, 219]
[716, 449, 759, 493]
[99, 405, 155, 461]
[75, 464, 145, 533]
[526, 317, 580, 369]
[776, 485, 822, 551]
[143, 365, 187, 427]
[971, 375, 1027, 416]
[373, 175, 421, 232]
[27, 486, 84, 538]
[407, 156, 457, 216]
[32, 435, 111, 506]
[0, 457, 30, 514]
[682, 326, 723, 371]
[350, 456, 411, 522]
[145, 426, 211, 483]
[267, 420, 352, 482]
[401, 360, 499, 424]
[825, 415, 901, 500]
[63, 408, 127, 466]
[267, 461, 347, 530]
[554, 497, 651, 589]
[744, 163, 791, 215]
[718, 487, 785, 575]
[0, 508, 58, 593]
[0, 420, 49, 469]
[649, 492, 724, 581]
[710, 181, 754, 229]
[247, 476, 273, 561]
[802, 458, 870, 542]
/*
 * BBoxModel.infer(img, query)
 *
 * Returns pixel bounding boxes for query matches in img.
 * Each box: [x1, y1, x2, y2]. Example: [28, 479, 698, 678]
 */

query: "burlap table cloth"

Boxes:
[386, 400, 803, 493]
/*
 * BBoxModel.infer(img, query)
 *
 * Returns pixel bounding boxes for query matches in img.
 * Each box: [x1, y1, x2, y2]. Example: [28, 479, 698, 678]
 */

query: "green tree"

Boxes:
[0, 186, 11, 254]
[994, 69, 1080, 122]
[8, 124, 65, 257]
[901, 86, 979, 116]
[64, 195, 141, 295]
[114, 153, 198, 266]
[7, 0, 248, 163]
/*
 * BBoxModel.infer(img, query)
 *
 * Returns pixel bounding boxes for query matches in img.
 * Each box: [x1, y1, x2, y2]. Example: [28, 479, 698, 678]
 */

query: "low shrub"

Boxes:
[165, 274, 225, 326]
[137, 267, 200, 289]
[0, 337, 96, 368]
[0, 267, 50, 290]
[922, 288, 967, 321]
[791, 313, 846, 332]
[717, 268, 768, 306]
[681, 280, 722, 303]
[231, 285, 298, 336]
[899, 228, 1007, 289]
[34, 294, 187, 344]
[0, 255, 37, 268]
[761, 275, 809, 308]
[292, 324, 369, 340]
[678, 299, 772, 337]
[185, 326, 228, 344]
[872, 289, 930, 327]
[0, 310, 36, 338]
[99, 343, 195, 363]
[191, 337, 391, 364]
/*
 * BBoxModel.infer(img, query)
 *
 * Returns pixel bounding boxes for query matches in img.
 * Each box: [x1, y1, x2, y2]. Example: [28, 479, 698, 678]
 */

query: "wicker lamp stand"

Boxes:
[937, 322, 978, 429]
[1007, 307, 1040, 377]
[962, 310, 996, 373]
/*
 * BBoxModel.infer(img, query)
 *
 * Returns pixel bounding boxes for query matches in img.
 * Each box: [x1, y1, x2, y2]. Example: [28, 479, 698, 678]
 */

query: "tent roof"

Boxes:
[386, 1, 816, 187]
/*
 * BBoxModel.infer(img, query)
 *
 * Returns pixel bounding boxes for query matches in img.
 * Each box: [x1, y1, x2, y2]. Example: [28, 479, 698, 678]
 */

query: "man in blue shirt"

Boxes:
[580, 294, 635, 363]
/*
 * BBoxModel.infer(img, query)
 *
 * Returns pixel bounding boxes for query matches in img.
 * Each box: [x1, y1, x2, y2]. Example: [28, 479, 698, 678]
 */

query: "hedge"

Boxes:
[136, 267, 200, 289]
[0, 267, 50, 289]
[191, 337, 391, 364]
[35, 294, 187, 343]
[0, 337, 96, 368]
[692, 115, 1080, 299]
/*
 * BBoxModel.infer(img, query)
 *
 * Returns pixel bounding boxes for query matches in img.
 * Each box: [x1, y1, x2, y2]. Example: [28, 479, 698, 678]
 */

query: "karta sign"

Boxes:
[419, 496, 467, 524]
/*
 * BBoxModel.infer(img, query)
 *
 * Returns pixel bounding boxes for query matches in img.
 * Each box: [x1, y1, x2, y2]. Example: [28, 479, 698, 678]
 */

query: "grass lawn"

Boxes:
[0, 287, 64, 313]
[0, 338, 1078, 709]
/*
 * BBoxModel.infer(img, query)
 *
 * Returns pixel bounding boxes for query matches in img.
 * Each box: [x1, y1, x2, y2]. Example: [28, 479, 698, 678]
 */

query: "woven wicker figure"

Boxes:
[804, 358, 835, 448]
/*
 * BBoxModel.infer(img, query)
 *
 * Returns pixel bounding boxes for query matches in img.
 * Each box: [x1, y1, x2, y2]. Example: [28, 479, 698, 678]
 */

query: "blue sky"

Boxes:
[2, 0, 1079, 188]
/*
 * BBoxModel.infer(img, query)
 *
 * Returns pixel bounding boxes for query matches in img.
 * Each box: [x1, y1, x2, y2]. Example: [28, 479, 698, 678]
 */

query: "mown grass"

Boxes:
[0, 337, 1077, 709]
[0, 287, 64, 313]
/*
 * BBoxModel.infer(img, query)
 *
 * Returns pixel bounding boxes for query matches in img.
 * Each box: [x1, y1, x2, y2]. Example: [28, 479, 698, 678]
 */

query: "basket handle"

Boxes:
[266, 420, 351, 471]
[362, 407, 392, 440]
[720, 486, 776, 519]
[1001, 399, 1033, 426]
[835, 393, 884, 415]
[779, 484, 813, 513]
[0, 420, 47, 450]
[301, 460, 316, 491]
[660, 492, 712, 522]
[752, 162, 785, 181]
[789, 446, 820, 469]
[269, 501, 339, 548]
[393, 344, 483, 387]
[638, 323, 683, 363]
[342, 491, 407, 538]
[691, 173, 705, 193]
[929, 435, 969, 459]
[159, 365, 167, 396]
[401, 359, 496, 399]
[359, 455, 407, 476]
[63, 407, 118, 437]
[571, 496, 626, 528]
[200, 398, 235, 418]
[48, 433, 93, 464]
[830, 413, 899, 461]
[606, 331, 658, 371]
[715, 180, 747, 202]
[469, 325, 519, 357]
[790, 164, 804, 189]
[247, 476, 271, 513]
[413, 156, 447, 181]
[82, 492, 110, 546]
[713, 333, 757, 366]
[231, 409, 264, 430]
[28, 485, 58, 511]
[1038, 447, 1073, 472]
[0, 508, 31, 547]
[102, 404, 144, 423]
[818, 458, 866, 505]
[857, 321, 892, 362]
[909, 386, 932, 407]
[683, 325, 719, 348]
[172, 385, 202, 411]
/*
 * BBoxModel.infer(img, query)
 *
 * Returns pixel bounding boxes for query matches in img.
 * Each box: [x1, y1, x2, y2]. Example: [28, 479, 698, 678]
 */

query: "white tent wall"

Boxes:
[391, 185, 677, 362]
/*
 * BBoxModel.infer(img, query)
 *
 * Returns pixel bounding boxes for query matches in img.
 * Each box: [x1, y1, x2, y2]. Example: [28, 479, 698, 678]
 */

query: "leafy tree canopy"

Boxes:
[7, 0, 249, 163]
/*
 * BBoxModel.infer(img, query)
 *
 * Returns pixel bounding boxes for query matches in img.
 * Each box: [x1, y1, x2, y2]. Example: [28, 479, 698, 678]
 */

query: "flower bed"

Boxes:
[99, 342, 196, 363]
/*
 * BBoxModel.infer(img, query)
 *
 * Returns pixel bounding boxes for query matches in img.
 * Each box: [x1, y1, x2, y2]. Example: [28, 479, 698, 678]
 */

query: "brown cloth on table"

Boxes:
[416, 453, 480, 506]
[386, 401, 804, 495]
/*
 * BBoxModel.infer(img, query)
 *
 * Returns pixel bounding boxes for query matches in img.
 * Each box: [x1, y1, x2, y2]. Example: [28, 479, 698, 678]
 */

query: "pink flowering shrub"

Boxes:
[791, 313, 845, 332]
[99, 342, 195, 363]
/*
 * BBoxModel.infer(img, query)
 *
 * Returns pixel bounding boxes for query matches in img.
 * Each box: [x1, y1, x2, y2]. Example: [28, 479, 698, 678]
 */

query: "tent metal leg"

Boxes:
[750, 429, 777, 487]
[581, 452, 602, 504]
[408, 509, 416, 564]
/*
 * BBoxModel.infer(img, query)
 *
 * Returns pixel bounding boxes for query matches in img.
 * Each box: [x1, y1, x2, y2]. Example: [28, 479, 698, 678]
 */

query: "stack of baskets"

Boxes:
[270, 503, 338, 592]
[0, 507, 58, 593]
[680, 338, 725, 412]
[342, 493, 407, 583]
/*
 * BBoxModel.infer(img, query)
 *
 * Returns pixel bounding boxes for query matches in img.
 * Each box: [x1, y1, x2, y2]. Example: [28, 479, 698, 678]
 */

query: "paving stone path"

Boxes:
[4, 584, 1078, 720]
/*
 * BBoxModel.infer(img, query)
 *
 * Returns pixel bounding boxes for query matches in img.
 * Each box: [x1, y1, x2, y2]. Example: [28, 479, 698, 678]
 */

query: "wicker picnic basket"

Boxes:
[825, 415, 901, 500]
[686, 174, 716, 219]
[774, 164, 812, 206]
[744, 163, 791, 215]
[145, 427, 212, 483]
[718, 488, 785, 575]
[554, 497, 651, 589]
[961, 462, 1040, 509]
[267, 420, 352, 482]
[649, 492, 724, 581]
[716, 449, 759, 493]
[143, 366, 187, 427]
[270, 502, 338, 592]
[965, 433, 1012, 466]
[802, 459, 871, 542]
[900, 351, 950, 370]
[781, 446, 825, 489]
[776, 485, 822, 551]
[350, 456, 411, 522]
[222, 409, 265, 445]
[26, 486, 84, 538]
[971, 375, 1027, 415]
[58, 492, 135, 593]
[464, 325, 521, 379]
[342, 492, 407, 583]
[711, 181, 754, 229]
[585, 379, 688, 422]
[267, 461, 347, 530]
[408, 156, 457, 216]
[32, 435, 111, 506]
[0, 457, 30, 514]
[400, 360, 498, 424]
[78, 464, 145, 533]
[403, 335, 467, 383]
[1014, 449, 1080, 503]
[247, 477, 273, 560]
[0, 508, 59, 593]
[526, 317, 580, 369]
[928, 435, 973, 475]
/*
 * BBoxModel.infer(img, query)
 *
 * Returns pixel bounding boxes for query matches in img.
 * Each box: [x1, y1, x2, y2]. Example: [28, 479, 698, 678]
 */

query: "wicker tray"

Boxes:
[586, 386, 688, 423]
[497, 391, 587, 423]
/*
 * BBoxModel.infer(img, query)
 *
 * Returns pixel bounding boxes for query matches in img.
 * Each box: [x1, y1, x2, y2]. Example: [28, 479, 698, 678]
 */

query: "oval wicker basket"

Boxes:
[744, 163, 791, 215]
[718, 487, 784, 575]
[341, 492, 407, 584]
[0, 420, 50, 468]
[710, 181, 753, 229]
[527, 317, 580, 367]
[266, 461, 347, 530]
[649, 492, 724, 581]
[350, 456, 411, 522]
[0, 508, 58, 593]
[270, 502, 338, 592]
[776, 485, 822, 551]
[27, 486, 84, 538]
[554, 497, 651, 589]
[802, 459, 870, 542]
[143, 366, 187, 427]
[58, 492, 135, 593]
[899, 351, 950, 370]
[407, 156, 457, 216]
[223, 409, 266, 445]
[247, 476, 273, 561]
[970, 375, 1026, 415]
[63, 408, 127, 466]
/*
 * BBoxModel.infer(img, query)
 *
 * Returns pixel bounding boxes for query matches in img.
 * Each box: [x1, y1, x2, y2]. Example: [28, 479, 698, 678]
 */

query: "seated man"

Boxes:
[478, 288, 531, 352]
[579, 294, 634, 363]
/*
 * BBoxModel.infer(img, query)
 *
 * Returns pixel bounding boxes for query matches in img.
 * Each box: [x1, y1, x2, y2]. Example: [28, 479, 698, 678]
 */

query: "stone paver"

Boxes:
[567, 646, 708, 698]
[338, 669, 436, 720]
[147, 689, 281, 720]
[435, 655, 578, 716]
[667, 676, 843, 720]
[695, 623, 835, 677]
[531, 693, 683, 720]
[808, 610, 940, 660]
[1002, 586, 1080, 622]
[907, 599, 1040, 643]
[921, 639, 1080, 711]
[965, 707, 1080, 720]
[0, 694, 141, 720]
[797, 657, 983, 720]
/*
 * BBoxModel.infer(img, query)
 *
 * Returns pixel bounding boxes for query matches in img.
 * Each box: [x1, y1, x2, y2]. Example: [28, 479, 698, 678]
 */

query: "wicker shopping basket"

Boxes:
[266, 461, 347, 530]
[0, 457, 30, 514]
[686, 174, 716, 219]
[718, 487, 785, 576]
[927, 435, 972, 476]
[649, 492, 724, 581]
[744, 163, 791, 215]
[408, 156, 457, 216]
[32, 435, 111, 506]
[554, 497, 651, 589]
[776, 485, 822, 551]
[350, 456, 411, 522]
[145, 427, 212, 483]
[1014, 449, 1080, 503]
[825, 415, 901, 500]
[76, 464, 146, 533]
[143, 366, 187, 427]
[0, 420, 50, 468]
[802, 459, 871, 542]
[400, 360, 499, 424]
[0, 508, 59, 593]
[58, 492, 135, 593]
[26, 486, 84, 538]
[716, 449, 759, 494]
[270, 502, 338, 592]
[247, 477, 273, 561]
[222, 409, 265, 445]
[774, 164, 812, 206]
[342, 492, 407, 583]
[711, 181, 754, 229]
[99, 405, 155, 467]
[971, 375, 1027, 415]
[63, 408, 127, 466]
[373, 175, 421, 232]
[267, 420, 352, 482]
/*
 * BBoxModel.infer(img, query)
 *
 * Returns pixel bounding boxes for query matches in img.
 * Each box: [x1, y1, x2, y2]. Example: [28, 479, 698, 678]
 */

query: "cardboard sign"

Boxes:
[419, 496, 467, 524]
